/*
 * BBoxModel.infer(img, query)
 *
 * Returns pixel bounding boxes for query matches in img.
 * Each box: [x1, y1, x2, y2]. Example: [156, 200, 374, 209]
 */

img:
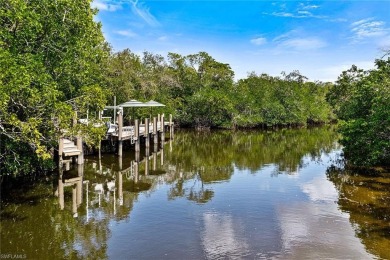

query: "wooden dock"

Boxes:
[113, 110, 174, 157]
[58, 111, 174, 171]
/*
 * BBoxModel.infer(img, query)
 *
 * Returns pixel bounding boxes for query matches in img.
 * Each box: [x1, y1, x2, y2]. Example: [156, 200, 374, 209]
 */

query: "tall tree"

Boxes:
[336, 57, 390, 166]
[0, 0, 109, 176]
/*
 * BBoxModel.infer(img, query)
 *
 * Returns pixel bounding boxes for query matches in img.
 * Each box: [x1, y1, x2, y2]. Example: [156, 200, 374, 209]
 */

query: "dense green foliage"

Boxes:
[327, 57, 390, 166]
[0, 0, 109, 176]
[233, 72, 333, 127]
[105, 50, 334, 129]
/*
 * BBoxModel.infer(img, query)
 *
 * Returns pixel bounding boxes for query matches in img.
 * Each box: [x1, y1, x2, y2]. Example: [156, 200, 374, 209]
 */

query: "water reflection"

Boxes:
[202, 212, 250, 259]
[327, 166, 390, 259]
[277, 172, 372, 259]
[1, 127, 389, 259]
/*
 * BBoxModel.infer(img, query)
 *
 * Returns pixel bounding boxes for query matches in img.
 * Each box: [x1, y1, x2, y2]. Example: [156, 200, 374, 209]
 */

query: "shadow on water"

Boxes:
[327, 165, 390, 260]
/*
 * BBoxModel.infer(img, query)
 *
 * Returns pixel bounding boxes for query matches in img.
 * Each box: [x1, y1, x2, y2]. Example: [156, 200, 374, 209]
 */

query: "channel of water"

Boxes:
[1, 127, 389, 259]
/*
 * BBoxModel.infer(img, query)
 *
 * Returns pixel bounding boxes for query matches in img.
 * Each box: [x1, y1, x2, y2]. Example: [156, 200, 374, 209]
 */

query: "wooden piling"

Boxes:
[145, 147, 150, 175]
[76, 179, 82, 206]
[77, 163, 83, 205]
[118, 172, 123, 206]
[118, 156, 123, 171]
[153, 151, 157, 171]
[58, 138, 64, 168]
[161, 114, 165, 144]
[58, 171, 64, 210]
[145, 118, 150, 148]
[135, 119, 140, 152]
[77, 136, 83, 164]
[153, 117, 158, 144]
[118, 109, 123, 157]
[72, 184, 78, 217]
[161, 146, 164, 166]
[65, 161, 70, 171]
[134, 161, 139, 183]
[169, 114, 174, 140]
[135, 149, 140, 163]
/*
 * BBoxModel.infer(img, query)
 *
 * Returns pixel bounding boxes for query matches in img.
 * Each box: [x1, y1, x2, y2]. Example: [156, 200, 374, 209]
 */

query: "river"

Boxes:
[1, 127, 389, 259]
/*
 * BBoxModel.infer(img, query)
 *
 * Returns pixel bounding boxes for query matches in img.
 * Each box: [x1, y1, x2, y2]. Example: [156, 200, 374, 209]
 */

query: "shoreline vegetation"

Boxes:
[0, 1, 389, 178]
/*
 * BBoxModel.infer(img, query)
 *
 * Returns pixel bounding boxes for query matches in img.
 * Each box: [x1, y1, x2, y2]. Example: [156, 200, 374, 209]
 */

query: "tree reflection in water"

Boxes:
[327, 166, 390, 259]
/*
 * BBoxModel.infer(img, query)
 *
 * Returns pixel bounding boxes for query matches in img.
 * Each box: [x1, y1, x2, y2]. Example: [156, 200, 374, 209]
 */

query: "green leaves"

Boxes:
[1, 0, 109, 176]
[337, 57, 390, 166]
[187, 86, 234, 128]
[234, 72, 333, 127]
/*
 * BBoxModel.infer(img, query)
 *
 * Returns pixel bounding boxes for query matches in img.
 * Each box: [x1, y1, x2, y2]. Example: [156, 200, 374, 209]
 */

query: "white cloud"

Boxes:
[115, 30, 137, 38]
[277, 37, 327, 51]
[272, 2, 287, 10]
[328, 18, 348, 23]
[351, 18, 389, 43]
[265, 11, 326, 19]
[250, 37, 267, 45]
[130, 0, 160, 27]
[91, 0, 122, 12]
[297, 10, 312, 15]
[351, 18, 372, 27]
[273, 30, 298, 42]
[299, 3, 320, 10]
[158, 36, 168, 41]
[264, 3, 325, 19]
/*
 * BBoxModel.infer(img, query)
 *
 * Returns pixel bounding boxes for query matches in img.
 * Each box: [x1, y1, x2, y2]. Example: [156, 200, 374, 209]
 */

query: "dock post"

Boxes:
[153, 117, 158, 144]
[118, 109, 123, 157]
[58, 171, 64, 210]
[145, 118, 150, 148]
[135, 119, 140, 152]
[158, 114, 161, 130]
[72, 184, 78, 218]
[65, 161, 70, 171]
[59, 138, 64, 168]
[169, 114, 174, 140]
[161, 146, 164, 166]
[118, 171, 123, 206]
[153, 150, 157, 171]
[161, 114, 165, 145]
[153, 142, 158, 171]
[118, 155, 123, 171]
[77, 163, 83, 205]
[77, 136, 83, 164]
[145, 147, 150, 175]
[134, 162, 139, 183]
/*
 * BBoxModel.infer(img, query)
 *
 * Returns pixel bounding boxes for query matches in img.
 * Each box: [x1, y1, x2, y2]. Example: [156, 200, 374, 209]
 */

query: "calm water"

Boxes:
[1, 127, 389, 259]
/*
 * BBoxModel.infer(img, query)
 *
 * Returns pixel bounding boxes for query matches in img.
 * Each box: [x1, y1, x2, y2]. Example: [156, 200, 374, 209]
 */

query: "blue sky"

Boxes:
[92, 0, 390, 82]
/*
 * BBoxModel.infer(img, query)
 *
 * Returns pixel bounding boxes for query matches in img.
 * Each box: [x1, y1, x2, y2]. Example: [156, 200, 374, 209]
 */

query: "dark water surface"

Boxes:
[1, 127, 389, 259]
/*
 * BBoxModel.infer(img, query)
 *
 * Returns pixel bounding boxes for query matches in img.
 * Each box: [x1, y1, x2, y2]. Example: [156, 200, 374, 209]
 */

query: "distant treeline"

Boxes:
[106, 50, 335, 129]
[0, 1, 388, 176]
